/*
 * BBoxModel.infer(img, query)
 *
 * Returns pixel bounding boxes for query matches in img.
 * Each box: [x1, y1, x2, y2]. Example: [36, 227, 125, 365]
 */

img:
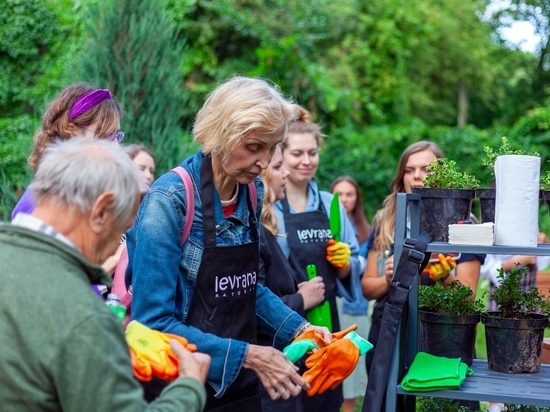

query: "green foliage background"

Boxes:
[3, 0, 550, 229]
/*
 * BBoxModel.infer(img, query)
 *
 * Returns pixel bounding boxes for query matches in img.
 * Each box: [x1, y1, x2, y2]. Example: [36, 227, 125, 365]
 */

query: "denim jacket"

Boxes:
[126, 151, 306, 397]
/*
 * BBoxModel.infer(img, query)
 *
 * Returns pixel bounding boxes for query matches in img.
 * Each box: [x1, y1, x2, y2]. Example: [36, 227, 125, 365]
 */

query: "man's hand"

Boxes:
[125, 320, 197, 382]
[170, 341, 211, 384]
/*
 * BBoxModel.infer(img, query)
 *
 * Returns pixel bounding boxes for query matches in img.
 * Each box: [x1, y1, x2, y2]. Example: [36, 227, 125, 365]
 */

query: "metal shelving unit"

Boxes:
[384, 193, 550, 411]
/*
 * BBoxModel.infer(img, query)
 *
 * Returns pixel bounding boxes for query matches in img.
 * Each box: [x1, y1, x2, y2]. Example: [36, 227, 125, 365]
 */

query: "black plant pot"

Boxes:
[411, 188, 474, 242]
[419, 311, 479, 366]
[543, 191, 550, 218]
[475, 188, 495, 223]
[481, 312, 549, 373]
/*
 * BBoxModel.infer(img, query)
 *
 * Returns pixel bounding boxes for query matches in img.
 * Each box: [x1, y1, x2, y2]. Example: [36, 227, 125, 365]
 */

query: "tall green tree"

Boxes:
[76, 0, 192, 173]
[165, 0, 356, 128]
[0, 0, 77, 117]
[491, 0, 550, 107]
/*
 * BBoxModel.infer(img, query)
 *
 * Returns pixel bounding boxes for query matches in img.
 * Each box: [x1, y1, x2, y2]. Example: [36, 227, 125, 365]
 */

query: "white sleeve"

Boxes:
[480, 254, 509, 285]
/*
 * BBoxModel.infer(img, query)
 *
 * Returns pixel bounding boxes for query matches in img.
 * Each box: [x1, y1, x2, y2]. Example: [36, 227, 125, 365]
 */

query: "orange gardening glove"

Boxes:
[326, 239, 351, 269]
[125, 320, 197, 382]
[302, 327, 372, 395]
[422, 254, 457, 281]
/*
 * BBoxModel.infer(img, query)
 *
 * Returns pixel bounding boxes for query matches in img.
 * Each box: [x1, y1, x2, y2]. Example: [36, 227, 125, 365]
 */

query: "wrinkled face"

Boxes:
[283, 132, 319, 186]
[222, 131, 284, 184]
[266, 148, 289, 201]
[93, 194, 140, 265]
[403, 149, 438, 193]
[133, 151, 156, 189]
[332, 181, 357, 214]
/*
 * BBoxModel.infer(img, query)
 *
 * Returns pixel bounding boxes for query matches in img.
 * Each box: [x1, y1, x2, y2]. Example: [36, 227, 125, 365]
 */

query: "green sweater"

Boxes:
[0, 223, 206, 412]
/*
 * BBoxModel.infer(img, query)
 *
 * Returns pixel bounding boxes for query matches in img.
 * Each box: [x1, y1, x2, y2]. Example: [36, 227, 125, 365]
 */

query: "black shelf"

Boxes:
[385, 193, 550, 411]
[427, 242, 550, 256]
[396, 359, 550, 408]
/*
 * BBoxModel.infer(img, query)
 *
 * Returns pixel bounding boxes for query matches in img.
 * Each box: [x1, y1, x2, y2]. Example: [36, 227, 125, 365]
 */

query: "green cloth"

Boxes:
[401, 352, 474, 392]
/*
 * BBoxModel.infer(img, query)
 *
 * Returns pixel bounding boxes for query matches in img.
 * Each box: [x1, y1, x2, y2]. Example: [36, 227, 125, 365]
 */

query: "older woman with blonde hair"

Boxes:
[126, 76, 331, 411]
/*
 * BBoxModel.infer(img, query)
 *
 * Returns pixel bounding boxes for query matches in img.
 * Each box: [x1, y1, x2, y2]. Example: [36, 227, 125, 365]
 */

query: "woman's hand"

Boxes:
[297, 277, 325, 310]
[243, 345, 309, 400]
[384, 255, 394, 286]
[101, 242, 125, 275]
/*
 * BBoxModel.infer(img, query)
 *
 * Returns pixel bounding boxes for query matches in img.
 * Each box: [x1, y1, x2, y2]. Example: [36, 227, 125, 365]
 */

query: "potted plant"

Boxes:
[540, 171, 550, 217]
[418, 281, 484, 366]
[411, 158, 478, 242]
[479, 136, 539, 223]
[481, 265, 550, 373]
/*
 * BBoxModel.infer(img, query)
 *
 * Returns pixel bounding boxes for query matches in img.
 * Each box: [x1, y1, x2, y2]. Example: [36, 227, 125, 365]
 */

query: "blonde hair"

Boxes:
[282, 106, 324, 150]
[28, 84, 122, 172]
[373, 141, 444, 253]
[193, 76, 299, 162]
[260, 174, 279, 235]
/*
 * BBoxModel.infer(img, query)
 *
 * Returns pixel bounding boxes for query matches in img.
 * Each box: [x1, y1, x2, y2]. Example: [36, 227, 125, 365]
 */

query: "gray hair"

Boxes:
[30, 137, 141, 226]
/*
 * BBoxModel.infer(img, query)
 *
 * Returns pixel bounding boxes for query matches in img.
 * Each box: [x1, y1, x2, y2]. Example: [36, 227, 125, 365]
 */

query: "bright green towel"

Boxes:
[401, 352, 474, 392]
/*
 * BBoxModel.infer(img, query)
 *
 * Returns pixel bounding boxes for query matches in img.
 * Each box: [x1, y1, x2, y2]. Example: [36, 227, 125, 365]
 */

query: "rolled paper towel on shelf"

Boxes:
[494, 155, 540, 247]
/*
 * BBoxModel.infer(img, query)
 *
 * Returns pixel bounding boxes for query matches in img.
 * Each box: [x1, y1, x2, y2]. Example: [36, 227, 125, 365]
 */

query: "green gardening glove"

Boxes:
[283, 339, 319, 363]
[343, 330, 373, 355]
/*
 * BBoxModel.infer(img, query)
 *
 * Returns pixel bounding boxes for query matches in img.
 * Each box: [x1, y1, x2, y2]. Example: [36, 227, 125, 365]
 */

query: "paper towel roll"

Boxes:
[494, 155, 540, 246]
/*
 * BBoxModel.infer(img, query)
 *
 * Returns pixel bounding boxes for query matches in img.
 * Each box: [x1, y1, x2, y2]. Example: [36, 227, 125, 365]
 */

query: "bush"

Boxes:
[0, 115, 36, 221]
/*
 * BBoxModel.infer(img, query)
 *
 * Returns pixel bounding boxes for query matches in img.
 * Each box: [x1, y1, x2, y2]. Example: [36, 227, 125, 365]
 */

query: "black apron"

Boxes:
[185, 155, 261, 411]
[280, 194, 343, 412]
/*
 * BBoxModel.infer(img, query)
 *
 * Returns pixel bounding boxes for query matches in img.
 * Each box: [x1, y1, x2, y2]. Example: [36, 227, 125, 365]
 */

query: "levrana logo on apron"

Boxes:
[296, 228, 332, 243]
[215, 271, 257, 297]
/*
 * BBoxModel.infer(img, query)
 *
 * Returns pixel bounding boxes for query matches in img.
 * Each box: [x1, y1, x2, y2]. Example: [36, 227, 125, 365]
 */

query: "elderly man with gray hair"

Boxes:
[0, 138, 210, 412]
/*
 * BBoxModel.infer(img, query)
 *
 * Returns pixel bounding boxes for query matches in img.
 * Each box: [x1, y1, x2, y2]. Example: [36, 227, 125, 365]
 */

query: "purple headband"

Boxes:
[69, 89, 113, 120]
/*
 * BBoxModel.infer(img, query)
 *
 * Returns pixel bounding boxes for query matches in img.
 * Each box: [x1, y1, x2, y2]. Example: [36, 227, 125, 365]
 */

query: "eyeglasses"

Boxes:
[107, 131, 125, 143]
[81, 125, 125, 143]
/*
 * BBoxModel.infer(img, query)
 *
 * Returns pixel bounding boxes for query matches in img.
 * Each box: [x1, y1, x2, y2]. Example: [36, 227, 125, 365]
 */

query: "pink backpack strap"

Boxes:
[113, 246, 131, 307]
[248, 182, 257, 213]
[170, 166, 195, 245]
[111, 166, 195, 322]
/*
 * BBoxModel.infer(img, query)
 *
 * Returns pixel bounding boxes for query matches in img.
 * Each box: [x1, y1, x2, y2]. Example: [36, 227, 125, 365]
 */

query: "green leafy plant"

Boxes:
[505, 405, 550, 412]
[417, 396, 473, 411]
[541, 171, 550, 191]
[490, 264, 550, 318]
[483, 136, 539, 179]
[419, 281, 484, 315]
[422, 158, 479, 189]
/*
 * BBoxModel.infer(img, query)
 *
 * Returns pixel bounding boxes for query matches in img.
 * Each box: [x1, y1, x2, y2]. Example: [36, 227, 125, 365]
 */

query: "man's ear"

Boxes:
[90, 192, 116, 233]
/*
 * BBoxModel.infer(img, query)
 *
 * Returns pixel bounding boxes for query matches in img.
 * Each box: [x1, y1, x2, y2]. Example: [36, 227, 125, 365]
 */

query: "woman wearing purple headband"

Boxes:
[12, 84, 123, 220]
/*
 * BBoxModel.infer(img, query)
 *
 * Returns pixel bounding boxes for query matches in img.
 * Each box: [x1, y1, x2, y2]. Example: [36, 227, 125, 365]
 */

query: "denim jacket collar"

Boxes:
[187, 150, 255, 233]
